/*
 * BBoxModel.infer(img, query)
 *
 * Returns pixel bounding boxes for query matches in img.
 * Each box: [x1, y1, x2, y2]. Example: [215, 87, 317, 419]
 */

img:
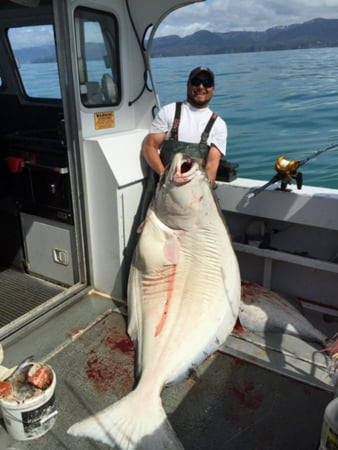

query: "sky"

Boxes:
[8, 0, 338, 49]
[155, 0, 338, 37]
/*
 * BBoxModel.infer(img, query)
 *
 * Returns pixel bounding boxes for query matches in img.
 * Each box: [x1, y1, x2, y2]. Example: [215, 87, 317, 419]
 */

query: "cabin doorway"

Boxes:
[0, 0, 86, 337]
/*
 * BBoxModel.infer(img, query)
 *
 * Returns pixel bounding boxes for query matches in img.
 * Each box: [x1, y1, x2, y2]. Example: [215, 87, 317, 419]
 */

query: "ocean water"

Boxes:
[151, 47, 338, 189]
[21, 47, 338, 188]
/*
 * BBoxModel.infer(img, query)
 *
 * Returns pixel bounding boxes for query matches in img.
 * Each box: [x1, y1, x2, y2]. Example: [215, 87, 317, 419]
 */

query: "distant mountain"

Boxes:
[14, 44, 56, 64]
[151, 18, 338, 57]
[15, 42, 106, 64]
[18, 18, 338, 63]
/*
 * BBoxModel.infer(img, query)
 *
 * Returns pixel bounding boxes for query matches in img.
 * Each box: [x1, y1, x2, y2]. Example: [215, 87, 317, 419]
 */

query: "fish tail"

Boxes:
[67, 389, 183, 449]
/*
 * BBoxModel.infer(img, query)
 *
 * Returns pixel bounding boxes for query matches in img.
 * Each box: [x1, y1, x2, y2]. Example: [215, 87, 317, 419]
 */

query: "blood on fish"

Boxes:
[155, 265, 177, 337]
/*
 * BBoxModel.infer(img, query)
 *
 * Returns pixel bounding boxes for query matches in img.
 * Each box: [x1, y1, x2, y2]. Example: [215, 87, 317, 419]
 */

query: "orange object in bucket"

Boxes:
[6, 157, 24, 174]
[0, 366, 57, 441]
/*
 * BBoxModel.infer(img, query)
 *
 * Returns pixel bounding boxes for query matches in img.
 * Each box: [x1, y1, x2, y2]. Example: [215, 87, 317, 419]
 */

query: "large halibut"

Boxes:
[68, 153, 241, 449]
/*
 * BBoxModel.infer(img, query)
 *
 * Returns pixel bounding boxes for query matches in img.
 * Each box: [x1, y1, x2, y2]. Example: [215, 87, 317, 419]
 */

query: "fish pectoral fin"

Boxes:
[163, 235, 181, 265]
[137, 220, 146, 234]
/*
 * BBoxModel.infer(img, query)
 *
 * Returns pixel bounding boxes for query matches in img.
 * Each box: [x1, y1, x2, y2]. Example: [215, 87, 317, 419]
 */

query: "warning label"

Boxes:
[94, 112, 115, 130]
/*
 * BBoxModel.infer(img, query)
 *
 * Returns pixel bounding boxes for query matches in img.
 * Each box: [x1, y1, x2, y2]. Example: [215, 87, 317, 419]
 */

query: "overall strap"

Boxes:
[200, 112, 218, 144]
[169, 102, 182, 141]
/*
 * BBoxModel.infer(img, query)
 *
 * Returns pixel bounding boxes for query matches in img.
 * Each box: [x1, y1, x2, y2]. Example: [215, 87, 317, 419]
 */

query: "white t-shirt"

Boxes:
[150, 101, 228, 156]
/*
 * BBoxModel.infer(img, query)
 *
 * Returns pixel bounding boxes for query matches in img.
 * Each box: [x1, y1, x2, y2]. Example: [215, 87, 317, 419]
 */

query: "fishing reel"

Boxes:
[274, 156, 303, 191]
[247, 143, 338, 200]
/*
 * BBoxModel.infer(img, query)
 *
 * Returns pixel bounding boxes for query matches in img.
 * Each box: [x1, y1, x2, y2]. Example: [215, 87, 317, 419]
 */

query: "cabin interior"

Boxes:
[0, 7, 69, 330]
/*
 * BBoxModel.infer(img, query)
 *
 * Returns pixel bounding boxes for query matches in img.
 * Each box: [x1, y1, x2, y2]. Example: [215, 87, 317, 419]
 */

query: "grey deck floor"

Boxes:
[0, 300, 332, 450]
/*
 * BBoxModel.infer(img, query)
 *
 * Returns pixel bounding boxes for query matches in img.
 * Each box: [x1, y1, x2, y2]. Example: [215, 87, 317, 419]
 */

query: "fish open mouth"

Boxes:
[180, 158, 193, 174]
[173, 156, 199, 184]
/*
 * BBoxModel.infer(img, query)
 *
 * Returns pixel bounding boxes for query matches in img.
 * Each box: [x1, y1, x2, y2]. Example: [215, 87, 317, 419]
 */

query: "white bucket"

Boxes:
[0, 366, 57, 441]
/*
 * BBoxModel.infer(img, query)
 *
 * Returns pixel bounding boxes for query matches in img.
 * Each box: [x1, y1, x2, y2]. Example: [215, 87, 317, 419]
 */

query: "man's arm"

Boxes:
[205, 145, 222, 187]
[142, 132, 167, 175]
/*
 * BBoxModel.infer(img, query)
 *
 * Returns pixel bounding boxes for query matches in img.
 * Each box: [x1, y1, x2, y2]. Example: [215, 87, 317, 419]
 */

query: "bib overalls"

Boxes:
[139, 102, 218, 221]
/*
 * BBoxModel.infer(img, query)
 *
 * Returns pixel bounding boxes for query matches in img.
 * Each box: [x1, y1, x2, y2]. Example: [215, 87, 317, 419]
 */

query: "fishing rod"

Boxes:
[246, 143, 338, 200]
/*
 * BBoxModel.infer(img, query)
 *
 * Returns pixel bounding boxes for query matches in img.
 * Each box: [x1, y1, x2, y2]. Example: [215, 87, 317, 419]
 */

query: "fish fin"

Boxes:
[68, 390, 183, 449]
[137, 219, 147, 234]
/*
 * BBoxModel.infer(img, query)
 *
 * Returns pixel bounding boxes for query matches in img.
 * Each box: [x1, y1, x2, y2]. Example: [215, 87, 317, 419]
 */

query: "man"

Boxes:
[142, 66, 227, 187]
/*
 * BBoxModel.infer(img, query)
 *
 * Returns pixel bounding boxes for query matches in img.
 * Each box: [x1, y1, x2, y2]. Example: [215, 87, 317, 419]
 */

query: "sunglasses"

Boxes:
[190, 77, 214, 88]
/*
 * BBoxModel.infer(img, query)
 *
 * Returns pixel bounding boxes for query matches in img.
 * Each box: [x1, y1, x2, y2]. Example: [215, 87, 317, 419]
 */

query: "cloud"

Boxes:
[8, 25, 54, 49]
[156, 0, 338, 37]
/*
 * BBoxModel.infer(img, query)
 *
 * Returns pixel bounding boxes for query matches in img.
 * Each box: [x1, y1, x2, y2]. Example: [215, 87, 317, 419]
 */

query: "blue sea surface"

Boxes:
[20, 47, 338, 188]
[151, 48, 338, 188]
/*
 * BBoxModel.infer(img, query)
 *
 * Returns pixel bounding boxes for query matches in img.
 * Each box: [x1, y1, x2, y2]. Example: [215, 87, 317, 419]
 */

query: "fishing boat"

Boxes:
[0, 0, 337, 448]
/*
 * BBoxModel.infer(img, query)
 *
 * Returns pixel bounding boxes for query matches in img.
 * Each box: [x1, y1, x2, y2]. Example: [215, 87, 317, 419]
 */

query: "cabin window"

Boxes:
[7, 25, 61, 99]
[75, 8, 121, 107]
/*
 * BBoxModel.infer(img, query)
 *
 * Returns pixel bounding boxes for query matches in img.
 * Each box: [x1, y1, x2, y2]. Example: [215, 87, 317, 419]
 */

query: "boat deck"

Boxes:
[0, 293, 334, 450]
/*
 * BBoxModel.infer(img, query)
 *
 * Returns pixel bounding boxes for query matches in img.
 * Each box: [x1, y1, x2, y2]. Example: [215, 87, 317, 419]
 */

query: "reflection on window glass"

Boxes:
[7, 25, 61, 99]
[75, 8, 121, 107]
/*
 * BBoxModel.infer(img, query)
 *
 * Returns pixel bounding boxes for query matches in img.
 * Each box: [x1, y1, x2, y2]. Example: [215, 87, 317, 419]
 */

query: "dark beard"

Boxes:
[187, 94, 209, 108]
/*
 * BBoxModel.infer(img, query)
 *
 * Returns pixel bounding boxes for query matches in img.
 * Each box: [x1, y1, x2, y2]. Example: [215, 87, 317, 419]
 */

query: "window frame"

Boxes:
[74, 7, 121, 108]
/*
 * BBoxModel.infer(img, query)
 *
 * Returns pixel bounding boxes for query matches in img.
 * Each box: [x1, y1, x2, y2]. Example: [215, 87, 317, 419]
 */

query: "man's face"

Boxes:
[187, 73, 215, 108]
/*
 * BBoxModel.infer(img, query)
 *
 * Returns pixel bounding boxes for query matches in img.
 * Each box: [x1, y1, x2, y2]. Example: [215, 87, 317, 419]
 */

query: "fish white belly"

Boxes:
[128, 209, 241, 387]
